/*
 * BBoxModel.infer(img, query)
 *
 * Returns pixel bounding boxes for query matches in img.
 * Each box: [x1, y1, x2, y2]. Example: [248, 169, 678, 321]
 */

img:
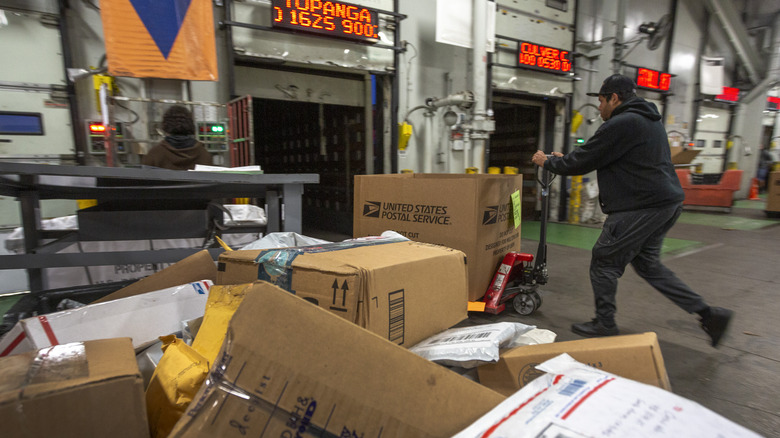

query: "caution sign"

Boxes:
[101, 0, 218, 81]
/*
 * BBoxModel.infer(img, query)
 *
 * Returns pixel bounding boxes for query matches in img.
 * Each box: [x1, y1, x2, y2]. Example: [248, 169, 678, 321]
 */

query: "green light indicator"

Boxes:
[211, 125, 224, 133]
[576, 138, 585, 144]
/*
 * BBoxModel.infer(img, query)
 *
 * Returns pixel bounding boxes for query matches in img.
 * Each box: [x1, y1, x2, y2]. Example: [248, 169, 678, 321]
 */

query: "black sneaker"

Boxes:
[700, 307, 733, 348]
[571, 318, 619, 338]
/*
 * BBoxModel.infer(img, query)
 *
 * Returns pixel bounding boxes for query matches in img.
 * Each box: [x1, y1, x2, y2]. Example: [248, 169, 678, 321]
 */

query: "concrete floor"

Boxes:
[466, 204, 780, 438]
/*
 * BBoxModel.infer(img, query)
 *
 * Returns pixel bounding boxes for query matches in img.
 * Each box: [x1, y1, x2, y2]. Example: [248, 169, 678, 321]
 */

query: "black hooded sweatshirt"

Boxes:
[544, 96, 684, 214]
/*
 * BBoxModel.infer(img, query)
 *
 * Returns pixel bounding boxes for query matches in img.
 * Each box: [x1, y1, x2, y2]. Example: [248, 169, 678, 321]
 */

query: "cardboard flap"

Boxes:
[94, 250, 216, 303]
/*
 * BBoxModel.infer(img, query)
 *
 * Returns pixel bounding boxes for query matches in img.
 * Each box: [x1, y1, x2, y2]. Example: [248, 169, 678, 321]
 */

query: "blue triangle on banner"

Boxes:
[128, 0, 193, 59]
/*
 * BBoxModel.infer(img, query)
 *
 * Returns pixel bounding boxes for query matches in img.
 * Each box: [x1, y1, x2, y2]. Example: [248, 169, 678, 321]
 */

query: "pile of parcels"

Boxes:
[0, 233, 761, 438]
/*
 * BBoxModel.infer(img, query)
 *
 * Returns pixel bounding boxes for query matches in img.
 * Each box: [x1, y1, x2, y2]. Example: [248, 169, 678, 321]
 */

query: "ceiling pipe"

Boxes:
[703, 0, 765, 85]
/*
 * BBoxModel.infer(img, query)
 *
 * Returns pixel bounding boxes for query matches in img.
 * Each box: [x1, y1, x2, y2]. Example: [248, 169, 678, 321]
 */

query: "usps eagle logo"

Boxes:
[362, 201, 381, 218]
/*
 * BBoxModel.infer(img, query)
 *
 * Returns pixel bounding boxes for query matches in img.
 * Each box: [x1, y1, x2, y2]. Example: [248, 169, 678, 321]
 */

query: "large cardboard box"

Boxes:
[766, 171, 780, 212]
[0, 338, 149, 437]
[0, 281, 212, 357]
[354, 174, 523, 300]
[216, 239, 467, 347]
[169, 281, 505, 438]
[477, 332, 671, 396]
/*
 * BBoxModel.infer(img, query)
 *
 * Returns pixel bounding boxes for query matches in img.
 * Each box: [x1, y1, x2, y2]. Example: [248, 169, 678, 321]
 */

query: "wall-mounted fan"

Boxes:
[638, 14, 672, 50]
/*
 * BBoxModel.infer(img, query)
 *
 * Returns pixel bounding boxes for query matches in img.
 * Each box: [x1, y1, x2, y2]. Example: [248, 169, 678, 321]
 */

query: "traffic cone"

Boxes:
[748, 178, 760, 200]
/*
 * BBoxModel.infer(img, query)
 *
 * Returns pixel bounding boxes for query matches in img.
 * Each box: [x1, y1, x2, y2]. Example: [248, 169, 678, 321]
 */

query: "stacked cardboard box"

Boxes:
[169, 281, 506, 437]
[353, 174, 523, 300]
[216, 239, 469, 347]
[0, 338, 149, 437]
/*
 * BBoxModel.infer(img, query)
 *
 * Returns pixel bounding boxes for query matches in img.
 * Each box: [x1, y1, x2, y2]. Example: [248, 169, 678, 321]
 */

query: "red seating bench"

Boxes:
[675, 169, 743, 209]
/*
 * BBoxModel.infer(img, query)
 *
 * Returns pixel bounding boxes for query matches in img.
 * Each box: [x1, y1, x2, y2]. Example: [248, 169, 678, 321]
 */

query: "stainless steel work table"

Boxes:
[0, 162, 319, 291]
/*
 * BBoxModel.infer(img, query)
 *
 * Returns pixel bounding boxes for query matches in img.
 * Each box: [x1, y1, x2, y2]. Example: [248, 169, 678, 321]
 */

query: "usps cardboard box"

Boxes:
[216, 239, 467, 347]
[169, 281, 505, 438]
[477, 332, 671, 396]
[354, 174, 523, 300]
[766, 171, 780, 213]
[0, 338, 149, 437]
[0, 281, 212, 357]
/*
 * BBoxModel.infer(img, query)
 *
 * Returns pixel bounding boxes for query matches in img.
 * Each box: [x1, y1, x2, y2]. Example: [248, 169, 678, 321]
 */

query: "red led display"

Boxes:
[768, 96, 780, 111]
[271, 0, 379, 43]
[715, 86, 740, 102]
[517, 41, 572, 74]
[636, 68, 671, 92]
[89, 124, 106, 133]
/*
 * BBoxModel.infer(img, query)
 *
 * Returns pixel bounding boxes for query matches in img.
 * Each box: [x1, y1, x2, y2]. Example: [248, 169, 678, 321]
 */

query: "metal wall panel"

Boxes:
[0, 10, 64, 85]
[234, 66, 365, 107]
[0, 90, 75, 155]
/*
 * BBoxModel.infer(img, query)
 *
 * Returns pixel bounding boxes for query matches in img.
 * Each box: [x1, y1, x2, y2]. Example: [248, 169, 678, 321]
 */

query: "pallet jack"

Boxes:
[469, 158, 555, 316]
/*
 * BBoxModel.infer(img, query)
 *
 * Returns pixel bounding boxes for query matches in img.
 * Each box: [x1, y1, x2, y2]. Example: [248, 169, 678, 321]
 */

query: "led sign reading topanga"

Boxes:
[272, 0, 380, 43]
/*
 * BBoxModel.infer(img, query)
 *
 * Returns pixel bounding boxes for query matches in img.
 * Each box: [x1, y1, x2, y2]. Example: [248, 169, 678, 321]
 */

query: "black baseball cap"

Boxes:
[586, 74, 637, 97]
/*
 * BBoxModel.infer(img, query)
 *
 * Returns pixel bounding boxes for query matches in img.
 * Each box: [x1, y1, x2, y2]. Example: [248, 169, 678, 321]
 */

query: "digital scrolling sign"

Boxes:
[517, 41, 572, 75]
[636, 68, 671, 92]
[272, 0, 380, 43]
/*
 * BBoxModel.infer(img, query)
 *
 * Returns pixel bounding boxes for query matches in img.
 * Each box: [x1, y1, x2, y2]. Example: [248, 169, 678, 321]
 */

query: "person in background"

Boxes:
[757, 144, 773, 193]
[142, 105, 213, 170]
[531, 74, 733, 348]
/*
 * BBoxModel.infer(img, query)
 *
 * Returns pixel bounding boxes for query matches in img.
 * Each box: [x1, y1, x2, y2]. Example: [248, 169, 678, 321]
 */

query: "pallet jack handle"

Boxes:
[533, 157, 555, 284]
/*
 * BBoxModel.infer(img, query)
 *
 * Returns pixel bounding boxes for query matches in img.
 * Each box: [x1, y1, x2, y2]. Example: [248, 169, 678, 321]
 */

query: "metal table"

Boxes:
[0, 162, 319, 291]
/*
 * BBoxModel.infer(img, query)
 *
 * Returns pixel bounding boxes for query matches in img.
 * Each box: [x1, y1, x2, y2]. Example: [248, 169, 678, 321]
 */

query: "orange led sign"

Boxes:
[636, 68, 671, 92]
[517, 41, 572, 75]
[272, 0, 379, 43]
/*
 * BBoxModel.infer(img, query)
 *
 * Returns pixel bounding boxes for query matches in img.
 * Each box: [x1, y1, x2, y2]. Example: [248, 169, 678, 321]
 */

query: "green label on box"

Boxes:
[511, 190, 521, 229]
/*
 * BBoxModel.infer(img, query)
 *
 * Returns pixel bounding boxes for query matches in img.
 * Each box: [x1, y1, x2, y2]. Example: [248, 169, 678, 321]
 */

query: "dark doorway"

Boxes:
[253, 99, 365, 236]
[489, 97, 544, 219]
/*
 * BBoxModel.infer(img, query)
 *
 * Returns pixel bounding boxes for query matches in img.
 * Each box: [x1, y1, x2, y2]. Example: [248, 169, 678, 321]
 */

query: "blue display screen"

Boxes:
[0, 112, 44, 135]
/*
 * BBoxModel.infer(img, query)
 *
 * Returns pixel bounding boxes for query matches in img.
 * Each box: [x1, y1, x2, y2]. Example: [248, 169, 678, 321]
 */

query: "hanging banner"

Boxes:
[101, 0, 218, 81]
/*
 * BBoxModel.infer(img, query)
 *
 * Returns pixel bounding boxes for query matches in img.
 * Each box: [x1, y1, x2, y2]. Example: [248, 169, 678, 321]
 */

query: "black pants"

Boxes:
[590, 202, 708, 325]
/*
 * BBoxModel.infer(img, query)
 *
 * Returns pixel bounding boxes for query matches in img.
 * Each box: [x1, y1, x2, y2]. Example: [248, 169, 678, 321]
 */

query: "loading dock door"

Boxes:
[489, 97, 545, 219]
[253, 99, 364, 235]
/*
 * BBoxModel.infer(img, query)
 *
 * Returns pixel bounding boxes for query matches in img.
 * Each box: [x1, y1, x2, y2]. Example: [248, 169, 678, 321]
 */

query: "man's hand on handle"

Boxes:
[532, 150, 563, 166]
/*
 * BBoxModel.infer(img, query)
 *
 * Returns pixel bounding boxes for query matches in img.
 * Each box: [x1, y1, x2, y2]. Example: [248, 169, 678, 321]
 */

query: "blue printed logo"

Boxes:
[129, 0, 192, 59]
[192, 281, 206, 294]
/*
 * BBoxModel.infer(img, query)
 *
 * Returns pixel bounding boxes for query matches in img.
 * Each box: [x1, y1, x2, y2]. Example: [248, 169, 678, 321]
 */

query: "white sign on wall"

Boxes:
[435, 0, 495, 52]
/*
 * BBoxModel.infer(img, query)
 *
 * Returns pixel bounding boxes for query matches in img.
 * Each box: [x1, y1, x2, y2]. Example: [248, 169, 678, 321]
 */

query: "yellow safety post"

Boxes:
[569, 175, 582, 224]
[487, 167, 501, 174]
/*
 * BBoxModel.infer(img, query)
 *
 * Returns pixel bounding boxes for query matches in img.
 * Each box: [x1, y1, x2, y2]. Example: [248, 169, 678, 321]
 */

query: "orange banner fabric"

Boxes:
[101, 0, 218, 81]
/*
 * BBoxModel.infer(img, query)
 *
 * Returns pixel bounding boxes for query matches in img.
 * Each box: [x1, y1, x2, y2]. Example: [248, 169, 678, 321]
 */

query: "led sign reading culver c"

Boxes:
[517, 41, 572, 74]
[271, 0, 379, 43]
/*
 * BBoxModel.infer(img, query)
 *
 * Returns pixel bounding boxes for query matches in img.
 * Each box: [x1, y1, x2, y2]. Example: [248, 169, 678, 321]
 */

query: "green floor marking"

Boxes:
[0, 294, 24, 325]
[520, 221, 701, 254]
[733, 196, 766, 210]
[678, 211, 779, 230]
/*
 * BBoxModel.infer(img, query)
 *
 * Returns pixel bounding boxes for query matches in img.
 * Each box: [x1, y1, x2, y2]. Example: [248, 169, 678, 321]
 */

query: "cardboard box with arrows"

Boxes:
[216, 239, 469, 347]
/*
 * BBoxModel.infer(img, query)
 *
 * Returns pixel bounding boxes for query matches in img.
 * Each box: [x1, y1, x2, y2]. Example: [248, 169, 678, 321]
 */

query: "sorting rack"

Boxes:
[0, 162, 318, 291]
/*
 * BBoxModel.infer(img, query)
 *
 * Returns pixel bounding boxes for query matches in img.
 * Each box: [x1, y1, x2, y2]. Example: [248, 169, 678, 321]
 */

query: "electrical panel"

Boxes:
[86, 121, 125, 155]
[196, 121, 228, 152]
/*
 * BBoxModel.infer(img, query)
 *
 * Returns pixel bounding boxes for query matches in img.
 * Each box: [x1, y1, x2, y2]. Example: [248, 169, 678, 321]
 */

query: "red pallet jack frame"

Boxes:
[469, 159, 554, 315]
